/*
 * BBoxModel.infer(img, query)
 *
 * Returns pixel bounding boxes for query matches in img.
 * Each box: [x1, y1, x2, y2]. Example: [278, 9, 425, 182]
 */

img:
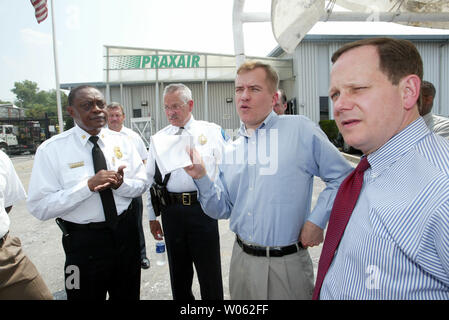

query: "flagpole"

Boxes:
[49, 0, 64, 133]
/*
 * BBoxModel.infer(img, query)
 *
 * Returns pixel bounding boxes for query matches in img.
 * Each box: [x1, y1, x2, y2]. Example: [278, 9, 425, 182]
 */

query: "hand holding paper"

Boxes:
[151, 134, 194, 176]
[184, 147, 207, 179]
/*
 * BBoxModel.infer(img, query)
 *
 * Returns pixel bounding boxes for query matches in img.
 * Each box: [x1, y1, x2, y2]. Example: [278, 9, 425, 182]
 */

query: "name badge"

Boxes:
[69, 161, 84, 169]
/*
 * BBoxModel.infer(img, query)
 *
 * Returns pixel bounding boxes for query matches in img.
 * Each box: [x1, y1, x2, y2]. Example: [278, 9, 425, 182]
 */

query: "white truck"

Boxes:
[0, 124, 36, 155]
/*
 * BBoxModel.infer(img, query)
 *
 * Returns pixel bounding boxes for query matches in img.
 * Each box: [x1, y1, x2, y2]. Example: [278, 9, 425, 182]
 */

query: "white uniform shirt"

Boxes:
[146, 116, 229, 220]
[118, 126, 148, 162]
[0, 191, 5, 239]
[0, 150, 26, 237]
[27, 125, 148, 224]
[422, 113, 449, 139]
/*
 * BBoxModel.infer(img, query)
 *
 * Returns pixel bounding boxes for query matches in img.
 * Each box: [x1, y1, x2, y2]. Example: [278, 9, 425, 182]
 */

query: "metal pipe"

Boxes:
[241, 12, 271, 22]
[50, 0, 64, 133]
[321, 11, 449, 22]
[233, 0, 246, 68]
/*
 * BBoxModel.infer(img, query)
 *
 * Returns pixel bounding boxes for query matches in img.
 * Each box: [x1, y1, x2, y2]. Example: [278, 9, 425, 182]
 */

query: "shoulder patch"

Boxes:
[221, 128, 231, 142]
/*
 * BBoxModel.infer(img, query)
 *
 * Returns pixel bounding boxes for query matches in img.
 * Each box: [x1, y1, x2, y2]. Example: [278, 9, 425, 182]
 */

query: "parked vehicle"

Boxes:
[0, 123, 40, 155]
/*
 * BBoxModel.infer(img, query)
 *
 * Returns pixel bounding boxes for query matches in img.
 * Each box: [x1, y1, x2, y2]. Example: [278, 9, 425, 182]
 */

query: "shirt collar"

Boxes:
[367, 117, 430, 177]
[422, 113, 433, 126]
[74, 124, 108, 147]
[238, 111, 278, 138]
[171, 115, 195, 133]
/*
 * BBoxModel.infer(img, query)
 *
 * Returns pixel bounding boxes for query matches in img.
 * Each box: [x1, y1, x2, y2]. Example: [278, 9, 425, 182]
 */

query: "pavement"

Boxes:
[7, 153, 358, 300]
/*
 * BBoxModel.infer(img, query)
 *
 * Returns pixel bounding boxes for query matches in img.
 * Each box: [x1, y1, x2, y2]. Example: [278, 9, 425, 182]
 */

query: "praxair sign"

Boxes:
[109, 54, 201, 70]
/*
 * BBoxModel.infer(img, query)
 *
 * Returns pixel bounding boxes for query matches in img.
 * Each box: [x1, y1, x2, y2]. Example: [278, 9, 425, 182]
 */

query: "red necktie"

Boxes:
[312, 156, 370, 300]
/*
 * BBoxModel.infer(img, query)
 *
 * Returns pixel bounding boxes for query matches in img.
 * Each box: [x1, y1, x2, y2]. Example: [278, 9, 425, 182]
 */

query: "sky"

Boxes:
[1, 0, 449, 103]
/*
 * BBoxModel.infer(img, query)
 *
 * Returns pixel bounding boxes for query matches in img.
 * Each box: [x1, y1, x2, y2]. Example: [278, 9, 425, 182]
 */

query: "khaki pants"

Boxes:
[229, 239, 314, 300]
[0, 234, 53, 300]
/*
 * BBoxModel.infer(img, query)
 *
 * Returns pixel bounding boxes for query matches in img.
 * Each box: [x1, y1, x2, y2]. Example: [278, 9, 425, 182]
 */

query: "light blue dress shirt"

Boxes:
[321, 118, 449, 299]
[194, 111, 352, 247]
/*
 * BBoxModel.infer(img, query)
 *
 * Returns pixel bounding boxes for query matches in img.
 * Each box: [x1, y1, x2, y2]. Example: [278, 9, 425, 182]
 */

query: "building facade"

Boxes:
[61, 35, 449, 145]
[269, 34, 449, 124]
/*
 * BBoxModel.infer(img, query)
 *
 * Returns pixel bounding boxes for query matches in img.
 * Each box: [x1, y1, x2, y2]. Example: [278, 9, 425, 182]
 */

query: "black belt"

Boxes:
[61, 206, 131, 231]
[236, 235, 304, 258]
[167, 191, 198, 206]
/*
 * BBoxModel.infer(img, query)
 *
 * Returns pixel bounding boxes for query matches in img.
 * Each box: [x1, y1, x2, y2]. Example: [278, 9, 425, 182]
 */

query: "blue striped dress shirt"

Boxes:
[321, 117, 449, 299]
[194, 111, 352, 247]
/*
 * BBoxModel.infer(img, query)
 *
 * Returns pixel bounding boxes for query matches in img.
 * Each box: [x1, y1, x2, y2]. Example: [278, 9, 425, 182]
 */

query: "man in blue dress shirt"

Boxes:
[184, 61, 352, 299]
[319, 37, 449, 299]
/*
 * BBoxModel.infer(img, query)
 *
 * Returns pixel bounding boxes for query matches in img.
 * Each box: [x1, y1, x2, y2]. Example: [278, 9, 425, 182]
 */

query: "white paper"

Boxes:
[151, 134, 193, 176]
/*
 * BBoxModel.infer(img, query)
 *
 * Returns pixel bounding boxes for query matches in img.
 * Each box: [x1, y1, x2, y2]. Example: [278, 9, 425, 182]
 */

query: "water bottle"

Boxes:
[155, 241, 166, 266]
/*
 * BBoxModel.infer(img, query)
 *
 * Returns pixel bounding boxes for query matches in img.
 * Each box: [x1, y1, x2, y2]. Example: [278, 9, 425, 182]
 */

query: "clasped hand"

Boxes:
[88, 165, 126, 192]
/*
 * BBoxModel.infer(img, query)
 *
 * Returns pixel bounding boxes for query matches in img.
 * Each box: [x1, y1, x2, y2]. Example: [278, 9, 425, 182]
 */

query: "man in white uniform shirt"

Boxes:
[107, 102, 150, 270]
[27, 85, 148, 300]
[0, 150, 53, 299]
[147, 83, 229, 300]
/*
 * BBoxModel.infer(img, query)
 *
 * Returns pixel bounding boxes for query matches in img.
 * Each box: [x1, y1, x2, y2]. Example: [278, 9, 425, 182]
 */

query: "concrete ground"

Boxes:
[8, 153, 357, 300]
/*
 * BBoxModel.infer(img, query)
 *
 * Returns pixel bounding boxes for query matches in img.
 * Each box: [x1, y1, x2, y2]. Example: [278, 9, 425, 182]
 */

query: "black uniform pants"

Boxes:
[133, 196, 147, 259]
[161, 202, 223, 300]
[62, 205, 141, 300]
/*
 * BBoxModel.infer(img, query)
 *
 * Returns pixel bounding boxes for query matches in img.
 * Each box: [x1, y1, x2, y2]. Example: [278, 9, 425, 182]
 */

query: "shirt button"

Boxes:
[249, 187, 253, 191]
[248, 212, 251, 216]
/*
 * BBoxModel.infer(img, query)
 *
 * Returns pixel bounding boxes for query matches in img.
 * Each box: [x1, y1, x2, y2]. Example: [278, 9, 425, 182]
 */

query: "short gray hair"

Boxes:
[107, 102, 124, 115]
[163, 83, 192, 103]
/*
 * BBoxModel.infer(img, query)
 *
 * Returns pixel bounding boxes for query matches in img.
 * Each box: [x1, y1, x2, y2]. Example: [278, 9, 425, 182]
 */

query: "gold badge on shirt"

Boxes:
[114, 146, 123, 159]
[198, 134, 207, 145]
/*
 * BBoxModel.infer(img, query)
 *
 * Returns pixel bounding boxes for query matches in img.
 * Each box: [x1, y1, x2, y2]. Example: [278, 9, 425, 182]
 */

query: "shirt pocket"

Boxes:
[197, 145, 219, 179]
[62, 162, 91, 187]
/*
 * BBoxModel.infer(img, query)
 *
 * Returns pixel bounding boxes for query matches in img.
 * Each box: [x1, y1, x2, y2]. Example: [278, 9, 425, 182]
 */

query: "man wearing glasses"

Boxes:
[146, 83, 229, 300]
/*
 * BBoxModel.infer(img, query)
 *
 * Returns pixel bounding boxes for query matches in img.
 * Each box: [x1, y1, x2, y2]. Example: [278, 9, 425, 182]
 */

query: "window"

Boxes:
[319, 96, 329, 121]
[133, 109, 142, 118]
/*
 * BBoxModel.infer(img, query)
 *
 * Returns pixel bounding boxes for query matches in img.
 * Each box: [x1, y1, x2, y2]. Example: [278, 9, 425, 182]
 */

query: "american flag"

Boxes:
[30, 0, 48, 24]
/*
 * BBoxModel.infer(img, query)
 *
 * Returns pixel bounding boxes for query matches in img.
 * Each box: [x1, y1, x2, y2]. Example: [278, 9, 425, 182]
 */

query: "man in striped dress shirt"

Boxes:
[321, 37, 449, 299]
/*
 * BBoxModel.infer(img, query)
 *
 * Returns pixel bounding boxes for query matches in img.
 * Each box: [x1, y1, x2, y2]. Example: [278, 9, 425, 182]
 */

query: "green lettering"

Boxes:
[191, 55, 200, 68]
[187, 55, 191, 68]
[177, 55, 185, 68]
[168, 55, 178, 68]
[151, 55, 159, 68]
[141, 56, 151, 68]
[159, 55, 168, 68]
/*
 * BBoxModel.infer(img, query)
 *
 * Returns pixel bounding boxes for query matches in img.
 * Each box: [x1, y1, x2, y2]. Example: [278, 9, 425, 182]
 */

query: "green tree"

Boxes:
[11, 80, 39, 107]
[10, 80, 68, 124]
[26, 104, 47, 118]
[64, 116, 74, 131]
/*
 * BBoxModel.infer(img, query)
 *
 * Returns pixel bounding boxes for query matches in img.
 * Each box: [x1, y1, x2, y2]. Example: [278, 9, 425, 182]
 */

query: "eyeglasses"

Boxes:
[163, 103, 187, 111]
[78, 100, 106, 112]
